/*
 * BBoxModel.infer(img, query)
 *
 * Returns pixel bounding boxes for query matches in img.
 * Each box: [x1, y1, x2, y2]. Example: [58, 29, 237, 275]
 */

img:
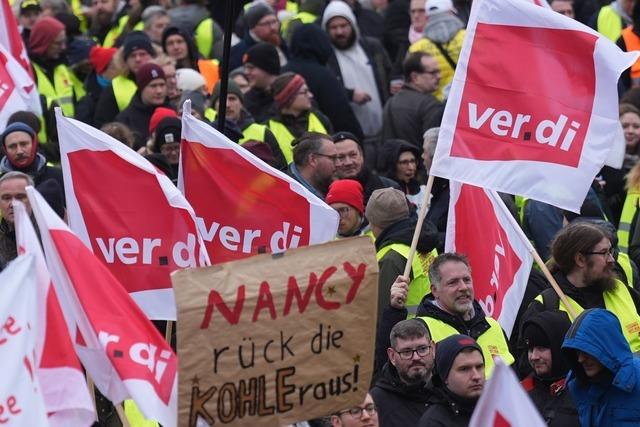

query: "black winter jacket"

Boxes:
[370, 362, 431, 427]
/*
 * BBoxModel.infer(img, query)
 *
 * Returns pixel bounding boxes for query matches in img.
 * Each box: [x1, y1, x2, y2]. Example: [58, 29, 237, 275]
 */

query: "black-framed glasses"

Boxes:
[338, 403, 377, 418]
[314, 152, 338, 162]
[582, 247, 614, 257]
[393, 344, 431, 359]
[422, 69, 441, 75]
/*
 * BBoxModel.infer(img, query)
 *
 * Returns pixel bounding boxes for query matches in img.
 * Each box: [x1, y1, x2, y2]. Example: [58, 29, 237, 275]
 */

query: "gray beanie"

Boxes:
[365, 188, 410, 230]
[245, 2, 275, 29]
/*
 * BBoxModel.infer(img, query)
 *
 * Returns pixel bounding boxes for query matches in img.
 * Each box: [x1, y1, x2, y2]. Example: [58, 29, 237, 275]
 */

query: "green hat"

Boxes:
[211, 80, 244, 106]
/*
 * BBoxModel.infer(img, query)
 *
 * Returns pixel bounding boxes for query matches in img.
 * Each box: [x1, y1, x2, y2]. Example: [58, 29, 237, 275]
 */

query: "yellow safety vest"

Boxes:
[112, 75, 138, 112]
[619, 191, 640, 254]
[195, 18, 215, 59]
[286, 0, 299, 13]
[376, 243, 437, 316]
[619, 251, 634, 288]
[534, 280, 640, 353]
[239, 123, 267, 144]
[124, 399, 159, 427]
[103, 15, 129, 48]
[281, 11, 317, 37]
[409, 30, 465, 101]
[203, 109, 268, 144]
[268, 112, 327, 164]
[33, 62, 85, 142]
[71, 0, 88, 33]
[596, 5, 624, 42]
[418, 315, 514, 377]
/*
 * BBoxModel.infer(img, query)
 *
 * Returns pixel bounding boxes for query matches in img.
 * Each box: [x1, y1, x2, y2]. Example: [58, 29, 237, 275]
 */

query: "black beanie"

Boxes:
[433, 334, 483, 385]
[154, 117, 181, 152]
[522, 323, 551, 350]
[242, 42, 280, 75]
[244, 3, 274, 29]
[122, 31, 155, 60]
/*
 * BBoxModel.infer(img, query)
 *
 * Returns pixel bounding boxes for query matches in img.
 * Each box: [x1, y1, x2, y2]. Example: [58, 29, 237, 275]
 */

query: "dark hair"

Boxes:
[403, 52, 428, 82]
[428, 253, 471, 289]
[101, 122, 136, 148]
[390, 319, 431, 349]
[292, 132, 331, 167]
[8, 111, 41, 134]
[549, 222, 608, 274]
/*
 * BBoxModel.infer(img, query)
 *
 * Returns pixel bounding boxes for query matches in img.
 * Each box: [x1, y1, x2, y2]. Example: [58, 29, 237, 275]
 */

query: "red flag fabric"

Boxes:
[0, 43, 41, 129]
[57, 109, 209, 320]
[430, 0, 639, 212]
[0, 0, 32, 76]
[14, 200, 95, 426]
[179, 102, 338, 264]
[469, 358, 545, 426]
[0, 255, 49, 426]
[27, 186, 178, 427]
[445, 182, 533, 337]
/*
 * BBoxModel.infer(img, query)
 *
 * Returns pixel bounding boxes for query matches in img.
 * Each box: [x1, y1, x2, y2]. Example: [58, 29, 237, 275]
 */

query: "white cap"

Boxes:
[176, 68, 206, 92]
[425, 0, 454, 16]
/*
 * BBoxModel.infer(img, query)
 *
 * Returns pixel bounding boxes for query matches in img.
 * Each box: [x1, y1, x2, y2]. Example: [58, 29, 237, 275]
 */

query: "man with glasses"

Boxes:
[230, 2, 289, 70]
[519, 221, 640, 354]
[326, 179, 367, 238]
[331, 393, 379, 427]
[382, 52, 444, 149]
[288, 132, 336, 199]
[370, 319, 433, 427]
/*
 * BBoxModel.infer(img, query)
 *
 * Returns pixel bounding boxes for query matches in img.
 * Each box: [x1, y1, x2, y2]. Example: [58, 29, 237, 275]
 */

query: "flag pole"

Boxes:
[490, 191, 578, 320]
[403, 175, 435, 278]
[165, 320, 173, 344]
[115, 404, 131, 427]
[215, 0, 236, 134]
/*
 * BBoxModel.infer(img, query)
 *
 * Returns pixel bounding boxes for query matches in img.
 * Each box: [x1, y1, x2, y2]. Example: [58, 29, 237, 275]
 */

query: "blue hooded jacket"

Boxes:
[562, 308, 640, 427]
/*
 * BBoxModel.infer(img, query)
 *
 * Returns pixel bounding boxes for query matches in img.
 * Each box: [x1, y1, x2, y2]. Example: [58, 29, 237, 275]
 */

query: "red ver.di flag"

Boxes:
[14, 200, 95, 426]
[0, 43, 41, 129]
[0, 255, 49, 426]
[430, 0, 639, 212]
[179, 102, 338, 264]
[0, 0, 32, 75]
[27, 187, 178, 427]
[446, 182, 533, 337]
[57, 109, 209, 320]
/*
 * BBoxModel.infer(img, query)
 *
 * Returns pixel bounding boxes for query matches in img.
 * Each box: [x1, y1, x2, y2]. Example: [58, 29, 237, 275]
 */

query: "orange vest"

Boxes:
[198, 59, 220, 95]
[622, 27, 640, 82]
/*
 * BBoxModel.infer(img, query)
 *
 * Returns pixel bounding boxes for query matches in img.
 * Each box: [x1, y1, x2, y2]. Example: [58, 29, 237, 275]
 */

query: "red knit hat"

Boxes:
[272, 72, 305, 109]
[89, 46, 117, 74]
[149, 107, 177, 134]
[326, 179, 365, 215]
[29, 17, 65, 56]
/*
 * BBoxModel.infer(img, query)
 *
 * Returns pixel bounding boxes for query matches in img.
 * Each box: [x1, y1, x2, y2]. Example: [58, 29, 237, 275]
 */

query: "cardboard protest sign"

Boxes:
[173, 236, 378, 427]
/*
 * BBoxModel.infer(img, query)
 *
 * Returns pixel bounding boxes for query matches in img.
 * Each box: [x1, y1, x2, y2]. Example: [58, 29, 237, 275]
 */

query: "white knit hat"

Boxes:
[175, 68, 206, 92]
[425, 0, 454, 16]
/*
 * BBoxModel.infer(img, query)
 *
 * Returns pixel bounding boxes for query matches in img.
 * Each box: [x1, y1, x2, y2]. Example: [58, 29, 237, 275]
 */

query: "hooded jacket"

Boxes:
[521, 311, 580, 427]
[417, 385, 476, 427]
[322, 1, 391, 135]
[562, 308, 640, 427]
[115, 93, 171, 150]
[370, 362, 432, 427]
[381, 140, 423, 196]
[283, 24, 364, 140]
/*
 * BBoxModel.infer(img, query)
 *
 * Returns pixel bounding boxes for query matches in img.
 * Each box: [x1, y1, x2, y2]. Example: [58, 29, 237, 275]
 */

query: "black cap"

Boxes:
[20, 0, 41, 15]
[433, 334, 483, 385]
[154, 117, 181, 152]
[332, 131, 361, 146]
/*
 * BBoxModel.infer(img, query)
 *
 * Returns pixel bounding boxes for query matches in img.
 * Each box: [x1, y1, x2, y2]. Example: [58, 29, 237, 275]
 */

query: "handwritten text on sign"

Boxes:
[173, 237, 378, 427]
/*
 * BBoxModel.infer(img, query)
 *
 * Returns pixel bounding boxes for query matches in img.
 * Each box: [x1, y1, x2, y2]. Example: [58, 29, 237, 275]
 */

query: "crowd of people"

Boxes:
[3, 0, 640, 425]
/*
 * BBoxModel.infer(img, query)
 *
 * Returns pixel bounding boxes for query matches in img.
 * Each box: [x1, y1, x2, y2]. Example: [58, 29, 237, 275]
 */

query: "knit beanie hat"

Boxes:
[211, 80, 244, 106]
[176, 68, 206, 92]
[29, 16, 65, 56]
[272, 72, 305, 109]
[433, 334, 483, 385]
[149, 107, 177, 134]
[154, 116, 181, 152]
[245, 2, 275, 29]
[242, 42, 280, 75]
[89, 46, 117, 74]
[179, 90, 206, 118]
[326, 179, 365, 215]
[425, 0, 454, 16]
[136, 63, 165, 91]
[365, 188, 409, 230]
[522, 322, 550, 350]
[123, 31, 155, 60]
[20, 0, 41, 15]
